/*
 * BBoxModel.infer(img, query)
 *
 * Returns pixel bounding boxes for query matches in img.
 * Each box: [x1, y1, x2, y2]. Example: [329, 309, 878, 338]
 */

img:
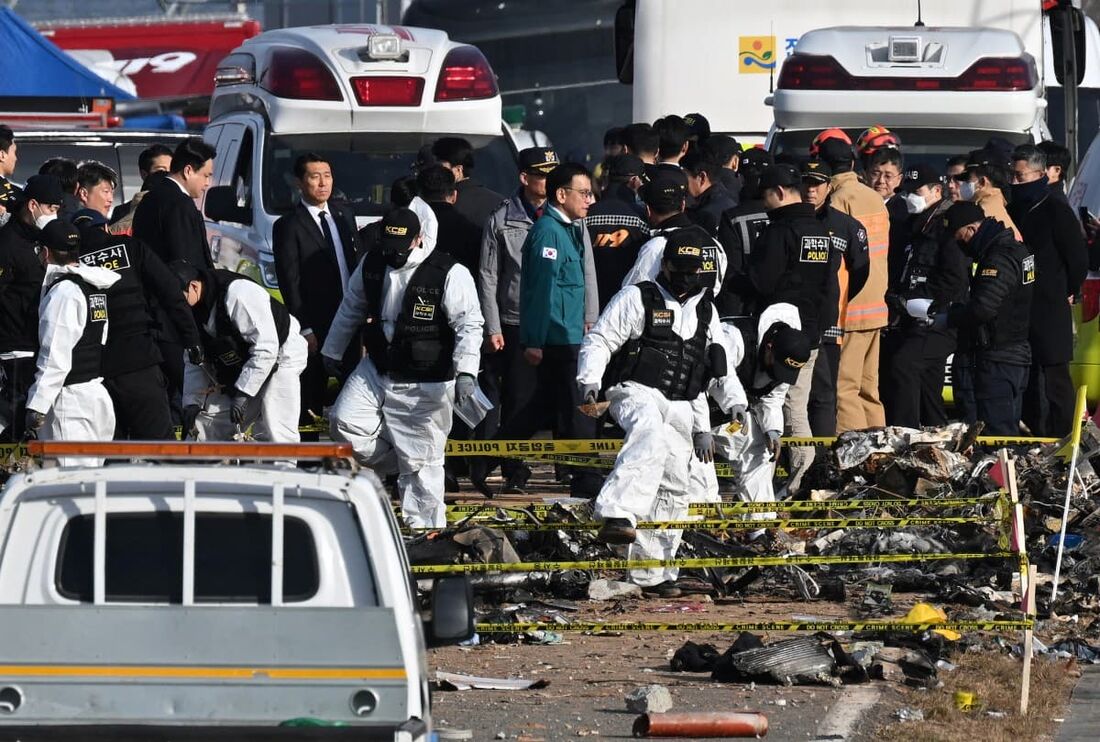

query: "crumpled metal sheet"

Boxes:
[833, 424, 968, 471]
[721, 637, 838, 686]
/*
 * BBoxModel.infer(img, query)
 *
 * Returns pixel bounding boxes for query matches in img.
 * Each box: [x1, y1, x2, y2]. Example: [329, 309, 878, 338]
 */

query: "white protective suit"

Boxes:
[578, 280, 721, 587]
[26, 262, 120, 467]
[708, 303, 800, 519]
[621, 227, 728, 292]
[183, 278, 308, 443]
[321, 199, 484, 529]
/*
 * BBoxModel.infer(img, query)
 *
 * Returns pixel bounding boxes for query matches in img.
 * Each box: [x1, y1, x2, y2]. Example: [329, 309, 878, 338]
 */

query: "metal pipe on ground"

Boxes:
[632, 711, 768, 738]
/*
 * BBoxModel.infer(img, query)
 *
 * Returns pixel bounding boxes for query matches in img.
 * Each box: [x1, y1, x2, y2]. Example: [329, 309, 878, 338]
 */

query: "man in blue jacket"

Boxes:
[496, 163, 599, 494]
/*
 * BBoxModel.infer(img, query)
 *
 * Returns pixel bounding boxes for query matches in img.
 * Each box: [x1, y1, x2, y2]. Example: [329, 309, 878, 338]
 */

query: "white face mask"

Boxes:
[958, 180, 978, 202]
[34, 212, 56, 230]
[903, 192, 927, 214]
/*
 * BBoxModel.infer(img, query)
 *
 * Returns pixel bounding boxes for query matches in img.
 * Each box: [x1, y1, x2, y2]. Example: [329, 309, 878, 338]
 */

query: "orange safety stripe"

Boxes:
[0, 664, 406, 681]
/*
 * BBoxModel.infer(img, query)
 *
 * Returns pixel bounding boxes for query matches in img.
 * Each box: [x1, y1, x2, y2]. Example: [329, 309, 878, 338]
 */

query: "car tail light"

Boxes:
[351, 76, 425, 106]
[435, 45, 498, 101]
[955, 57, 1037, 91]
[778, 54, 1036, 92]
[262, 48, 343, 101]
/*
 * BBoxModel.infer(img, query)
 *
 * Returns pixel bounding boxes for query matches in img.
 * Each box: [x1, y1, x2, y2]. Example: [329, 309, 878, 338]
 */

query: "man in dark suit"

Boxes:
[429, 137, 504, 233]
[131, 136, 217, 420]
[418, 164, 481, 276]
[273, 153, 361, 433]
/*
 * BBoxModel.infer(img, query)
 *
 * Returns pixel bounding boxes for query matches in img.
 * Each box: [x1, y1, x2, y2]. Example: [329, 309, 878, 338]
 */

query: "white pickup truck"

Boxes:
[0, 441, 471, 741]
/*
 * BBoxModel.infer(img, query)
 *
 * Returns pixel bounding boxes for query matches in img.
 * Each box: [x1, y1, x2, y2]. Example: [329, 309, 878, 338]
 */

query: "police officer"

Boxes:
[800, 159, 869, 436]
[72, 208, 202, 439]
[24, 221, 119, 467]
[882, 165, 968, 428]
[710, 301, 810, 518]
[585, 153, 650, 310]
[172, 261, 308, 444]
[0, 125, 18, 228]
[322, 208, 483, 529]
[0, 174, 59, 439]
[622, 170, 726, 293]
[928, 202, 1035, 435]
[578, 239, 725, 597]
[744, 164, 832, 493]
[715, 148, 773, 317]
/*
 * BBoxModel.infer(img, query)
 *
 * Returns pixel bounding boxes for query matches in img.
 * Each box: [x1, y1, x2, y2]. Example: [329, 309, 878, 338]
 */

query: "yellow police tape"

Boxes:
[442, 496, 1002, 517]
[410, 515, 993, 533]
[475, 620, 1033, 633]
[410, 550, 1018, 575]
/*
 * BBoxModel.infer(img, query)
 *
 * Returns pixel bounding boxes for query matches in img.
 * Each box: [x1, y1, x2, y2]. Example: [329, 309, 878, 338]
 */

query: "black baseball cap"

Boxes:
[818, 137, 855, 167]
[662, 227, 709, 268]
[378, 207, 420, 251]
[683, 112, 711, 140]
[518, 147, 560, 175]
[22, 174, 64, 206]
[942, 201, 986, 233]
[897, 164, 942, 194]
[801, 159, 833, 184]
[739, 147, 774, 172]
[758, 164, 801, 190]
[39, 220, 81, 253]
[606, 153, 645, 179]
[72, 207, 108, 228]
[641, 169, 687, 212]
[768, 323, 811, 385]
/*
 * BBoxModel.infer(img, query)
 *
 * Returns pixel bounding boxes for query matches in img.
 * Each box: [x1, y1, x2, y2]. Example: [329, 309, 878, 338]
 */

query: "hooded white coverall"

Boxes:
[322, 199, 484, 529]
[578, 280, 722, 587]
[26, 263, 120, 467]
[183, 279, 308, 443]
[707, 303, 800, 519]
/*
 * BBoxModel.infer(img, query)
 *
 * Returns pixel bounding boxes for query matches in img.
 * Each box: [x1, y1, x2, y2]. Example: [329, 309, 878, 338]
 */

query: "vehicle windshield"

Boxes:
[262, 133, 518, 218]
[771, 128, 1033, 169]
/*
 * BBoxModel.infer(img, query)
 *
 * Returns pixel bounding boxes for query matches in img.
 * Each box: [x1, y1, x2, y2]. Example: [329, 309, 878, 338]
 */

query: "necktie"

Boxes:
[318, 211, 338, 255]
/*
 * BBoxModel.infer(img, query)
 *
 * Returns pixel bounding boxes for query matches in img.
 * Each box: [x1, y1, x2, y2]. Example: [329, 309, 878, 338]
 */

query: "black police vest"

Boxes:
[203, 270, 291, 387]
[987, 249, 1036, 350]
[79, 238, 150, 342]
[361, 249, 456, 383]
[607, 282, 711, 401]
[48, 275, 108, 386]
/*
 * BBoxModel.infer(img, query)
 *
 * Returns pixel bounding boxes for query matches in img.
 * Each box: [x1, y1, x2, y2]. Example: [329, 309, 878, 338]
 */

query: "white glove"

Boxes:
[904, 298, 934, 321]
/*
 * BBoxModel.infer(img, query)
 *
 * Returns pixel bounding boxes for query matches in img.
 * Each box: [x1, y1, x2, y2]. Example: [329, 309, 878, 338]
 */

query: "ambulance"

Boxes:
[202, 24, 517, 293]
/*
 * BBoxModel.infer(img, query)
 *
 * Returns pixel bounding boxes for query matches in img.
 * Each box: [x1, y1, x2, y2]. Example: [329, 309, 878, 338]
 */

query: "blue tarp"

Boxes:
[0, 7, 134, 99]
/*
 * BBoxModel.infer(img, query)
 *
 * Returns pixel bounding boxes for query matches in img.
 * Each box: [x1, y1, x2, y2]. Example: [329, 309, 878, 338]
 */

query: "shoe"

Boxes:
[597, 517, 636, 545]
[469, 460, 495, 499]
[501, 476, 528, 495]
[444, 471, 461, 493]
[642, 581, 683, 598]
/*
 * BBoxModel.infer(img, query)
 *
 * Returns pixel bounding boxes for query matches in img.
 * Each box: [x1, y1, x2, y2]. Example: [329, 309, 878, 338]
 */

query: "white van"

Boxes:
[202, 24, 518, 294]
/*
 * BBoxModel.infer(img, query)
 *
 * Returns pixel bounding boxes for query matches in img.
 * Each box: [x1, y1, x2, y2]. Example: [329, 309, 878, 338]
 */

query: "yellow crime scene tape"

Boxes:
[441, 496, 1003, 517]
[409, 515, 994, 533]
[475, 620, 1033, 633]
[410, 550, 1019, 575]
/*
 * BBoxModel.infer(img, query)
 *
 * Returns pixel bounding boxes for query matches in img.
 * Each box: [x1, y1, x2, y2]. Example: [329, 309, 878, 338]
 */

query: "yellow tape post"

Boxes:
[409, 515, 993, 533]
[475, 620, 1033, 633]
[410, 550, 1018, 575]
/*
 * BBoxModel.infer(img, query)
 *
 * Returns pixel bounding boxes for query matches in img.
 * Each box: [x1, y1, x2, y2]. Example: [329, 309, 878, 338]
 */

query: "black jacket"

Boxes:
[428, 200, 482, 278]
[715, 197, 769, 318]
[0, 217, 46, 353]
[77, 226, 200, 376]
[886, 194, 911, 292]
[131, 176, 214, 269]
[748, 201, 834, 347]
[454, 178, 504, 234]
[1008, 185, 1088, 364]
[715, 169, 743, 205]
[585, 184, 651, 309]
[814, 203, 869, 343]
[272, 202, 360, 341]
[948, 219, 1035, 365]
[688, 182, 738, 236]
[892, 199, 970, 318]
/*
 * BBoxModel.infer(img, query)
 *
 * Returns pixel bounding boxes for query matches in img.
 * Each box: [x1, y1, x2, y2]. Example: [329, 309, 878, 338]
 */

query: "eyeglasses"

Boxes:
[868, 170, 902, 183]
[563, 187, 595, 200]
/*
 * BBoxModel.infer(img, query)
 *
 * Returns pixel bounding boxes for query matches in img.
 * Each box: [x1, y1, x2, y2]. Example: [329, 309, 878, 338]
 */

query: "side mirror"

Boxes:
[426, 576, 474, 647]
[614, 1, 635, 85]
[204, 185, 252, 225]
